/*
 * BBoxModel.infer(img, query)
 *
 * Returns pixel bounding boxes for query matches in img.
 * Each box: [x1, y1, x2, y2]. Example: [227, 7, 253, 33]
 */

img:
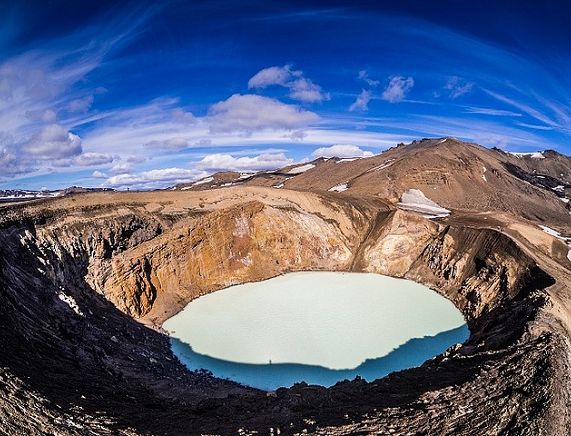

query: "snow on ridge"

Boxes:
[286, 163, 315, 174]
[509, 151, 545, 159]
[368, 159, 395, 172]
[192, 176, 214, 186]
[539, 225, 563, 238]
[336, 158, 360, 163]
[397, 189, 450, 219]
[539, 225, 571, 263]
[58, 290, 84, 317]
[328, 183, 349, 192]
[0, 191, 62, 200]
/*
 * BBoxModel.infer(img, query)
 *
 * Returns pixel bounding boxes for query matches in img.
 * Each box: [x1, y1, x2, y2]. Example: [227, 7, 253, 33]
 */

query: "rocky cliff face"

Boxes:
[0, 187, 569, 435]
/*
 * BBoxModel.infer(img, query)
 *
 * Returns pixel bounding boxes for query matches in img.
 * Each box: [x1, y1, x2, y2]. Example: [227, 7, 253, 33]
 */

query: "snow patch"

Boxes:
[538, 225, 563, 238]
[58, 290, 84, 317]
[192, 176, 214, 186]
[328, 183, 349, 192]
[368, 159, 395, 172]
[336, 158, 360, 163]
[552, 185, 565, 193]
[238, 173, 255, 180]
[397, 189, 451, 218]
[509, 152, 545, 159]
[482, 166, 487, 182]
[286, 163, 315, 174]
[538, 225, 571, 263]
[273, 183, 284, 189]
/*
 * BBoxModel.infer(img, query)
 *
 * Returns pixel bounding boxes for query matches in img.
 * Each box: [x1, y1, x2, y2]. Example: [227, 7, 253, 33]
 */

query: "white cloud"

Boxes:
[67, 95, 94, 112]
[248, 65, 329, 103]
[23, 124, 82, 159]
[483, 89, 567, 132]
[171, 108, 196, 124]
[381, 76, 414, 103]
[349, 90, 372, 112]
[25, 109, 58, 123]
[74, 152, 114, 166]
[105, 167, 206, 189]
[144, 137, 189, 150]
[464, 107, 522, 117]
[516, 122, 554, 131]
[288, 78, 330, 103]
[358, 70, 380, 87]
[0, 147, 26, 176]
[208, 94, 319, 133]
[285, 130, 307, 141]
[444, 77, 474, 99]
[92, 170, 108, 178]
[197, 152, 293, 172]
[126, 155, 148, 164]
[312, 144, 374, 159]
[110, 162, 133, 174]
[248, 65, 297, 88]
[0, 9, 153, 181]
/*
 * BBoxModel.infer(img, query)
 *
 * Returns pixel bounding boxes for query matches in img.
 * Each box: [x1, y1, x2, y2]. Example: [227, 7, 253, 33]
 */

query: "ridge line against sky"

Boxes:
[0, 0, 570, 190]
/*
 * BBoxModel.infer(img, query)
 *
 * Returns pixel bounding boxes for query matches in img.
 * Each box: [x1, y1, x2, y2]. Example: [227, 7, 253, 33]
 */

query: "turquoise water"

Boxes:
[164, 272, 469, 390]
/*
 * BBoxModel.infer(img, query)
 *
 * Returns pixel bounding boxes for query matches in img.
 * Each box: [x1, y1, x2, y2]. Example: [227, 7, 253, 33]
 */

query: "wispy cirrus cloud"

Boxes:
[483, 88, 571, 134]
[0, 4, 156, 180]
[3, 2, 571, 191]
[442, 76, 474, 99]
[464, 107, 522, 117]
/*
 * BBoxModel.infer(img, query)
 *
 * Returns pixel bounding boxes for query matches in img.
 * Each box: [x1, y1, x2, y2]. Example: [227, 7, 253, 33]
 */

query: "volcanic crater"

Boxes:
[1, 139, 570, 435]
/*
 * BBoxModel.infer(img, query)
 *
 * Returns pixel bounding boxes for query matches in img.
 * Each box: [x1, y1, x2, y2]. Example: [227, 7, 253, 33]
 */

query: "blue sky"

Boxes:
[1, 0, 570, 190]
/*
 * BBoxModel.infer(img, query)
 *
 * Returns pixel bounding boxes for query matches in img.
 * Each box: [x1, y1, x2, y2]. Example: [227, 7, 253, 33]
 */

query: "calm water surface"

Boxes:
[164, 272, 469, 390]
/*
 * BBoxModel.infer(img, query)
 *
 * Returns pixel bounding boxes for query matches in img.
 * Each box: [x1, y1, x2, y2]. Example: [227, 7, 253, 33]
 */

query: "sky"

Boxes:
[1, 0, 570, 190]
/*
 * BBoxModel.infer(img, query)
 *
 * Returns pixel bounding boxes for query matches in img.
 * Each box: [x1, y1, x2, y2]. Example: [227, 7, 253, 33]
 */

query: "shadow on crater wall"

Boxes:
[170, 324, 470, 390]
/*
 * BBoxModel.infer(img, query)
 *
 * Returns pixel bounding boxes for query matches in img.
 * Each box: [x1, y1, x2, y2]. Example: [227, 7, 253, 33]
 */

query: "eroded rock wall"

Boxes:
[11, 195, 548, 328]
[359, 209, 540, 320]
[0, 190, 567, 435]
[99, 201, 365, 321]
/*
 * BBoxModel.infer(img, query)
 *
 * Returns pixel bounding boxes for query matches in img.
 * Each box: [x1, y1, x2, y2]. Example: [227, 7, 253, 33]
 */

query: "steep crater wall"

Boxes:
[17, 200, 546, 327]
[0, 192, 566, 435]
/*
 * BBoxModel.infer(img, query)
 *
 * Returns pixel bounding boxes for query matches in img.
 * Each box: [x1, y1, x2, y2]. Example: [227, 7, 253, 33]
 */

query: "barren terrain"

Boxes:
[0, 139, 570, 435]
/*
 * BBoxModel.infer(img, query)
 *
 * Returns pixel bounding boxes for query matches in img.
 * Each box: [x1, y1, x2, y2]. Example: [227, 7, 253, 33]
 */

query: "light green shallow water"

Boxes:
[164, 272, 469, 390]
